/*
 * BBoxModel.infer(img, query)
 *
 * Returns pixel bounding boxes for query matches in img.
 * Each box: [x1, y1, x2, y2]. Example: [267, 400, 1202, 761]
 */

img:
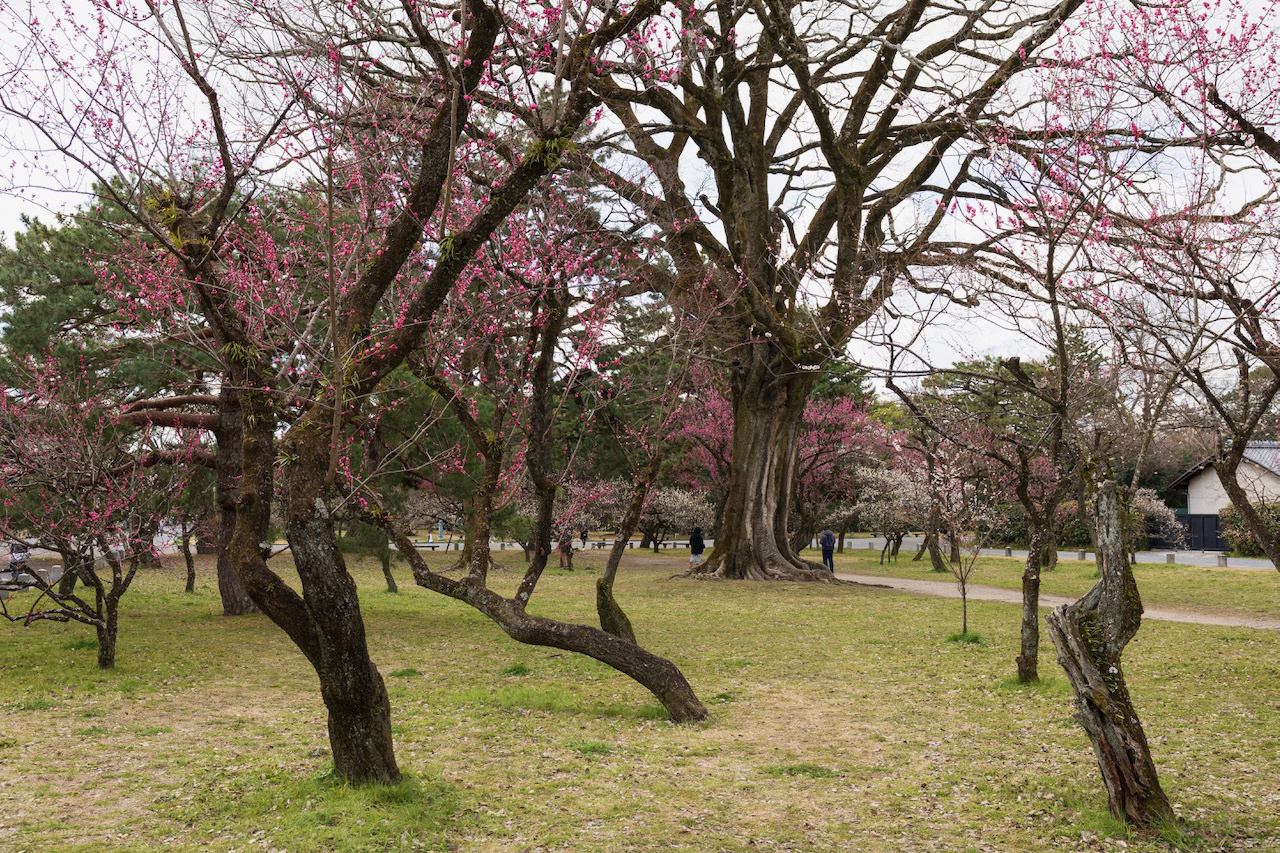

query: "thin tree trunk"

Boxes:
[96, 596, 118, 669]
[181, 531, 196, 593]
[1045, 481, 1175, 830]
[380, 543, 398, 593]
[1214, 460, 1280, 571]
[836, 523, 847, 554]
[598, 456, 662, 643]
[1016, 526, 1046, 683]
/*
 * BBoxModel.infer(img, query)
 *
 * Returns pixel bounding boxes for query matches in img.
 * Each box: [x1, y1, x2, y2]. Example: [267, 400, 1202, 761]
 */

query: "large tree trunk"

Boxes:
[1016, 525, 1047, 683]
[216, 386, 259, 616]
[701, 361, 828, 581]
[225, 391, 400, 786]
[1045, 481, 1175, 830]
[280, 405, 400, 785]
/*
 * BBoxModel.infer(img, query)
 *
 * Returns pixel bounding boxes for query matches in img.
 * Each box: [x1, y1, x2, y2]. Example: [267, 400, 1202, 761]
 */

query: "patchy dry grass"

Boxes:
[0, 550, 1276, 852]
[828, 546, 1280, 621]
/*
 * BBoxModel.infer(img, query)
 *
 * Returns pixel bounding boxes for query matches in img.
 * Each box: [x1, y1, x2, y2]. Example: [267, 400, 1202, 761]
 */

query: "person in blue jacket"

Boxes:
[819, 528, 837, 573]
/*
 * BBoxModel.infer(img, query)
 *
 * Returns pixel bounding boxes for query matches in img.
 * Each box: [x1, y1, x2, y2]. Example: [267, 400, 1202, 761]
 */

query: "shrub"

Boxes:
[1220, 503, 1280, 557]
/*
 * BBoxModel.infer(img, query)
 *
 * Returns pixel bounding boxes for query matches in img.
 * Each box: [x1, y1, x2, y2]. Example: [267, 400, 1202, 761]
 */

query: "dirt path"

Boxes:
[837, 572, 1280, 631]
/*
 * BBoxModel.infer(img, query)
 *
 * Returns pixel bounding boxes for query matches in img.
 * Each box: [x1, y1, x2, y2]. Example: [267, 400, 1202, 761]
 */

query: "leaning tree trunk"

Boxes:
[701, 360, 828, 581]
[216, 386, 259, 616]
[1214, 460, 1280, 571]
[280, 406, 400, 785]
[1044, 481, 1176, 830]
[383, 522, 707, 723]
[379, 543, 398, 593]
[1016, 526, 1047, 683]
[597, 456, 663, 644]
[225, 391, 400, 786]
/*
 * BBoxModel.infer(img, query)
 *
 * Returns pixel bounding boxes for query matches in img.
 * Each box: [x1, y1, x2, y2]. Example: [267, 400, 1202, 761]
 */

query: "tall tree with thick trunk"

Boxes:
[592, 0, 1086, 579]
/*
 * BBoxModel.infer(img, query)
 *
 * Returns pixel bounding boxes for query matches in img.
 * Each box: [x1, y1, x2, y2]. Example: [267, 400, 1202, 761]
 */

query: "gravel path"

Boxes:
[836, 572, 1280, 631]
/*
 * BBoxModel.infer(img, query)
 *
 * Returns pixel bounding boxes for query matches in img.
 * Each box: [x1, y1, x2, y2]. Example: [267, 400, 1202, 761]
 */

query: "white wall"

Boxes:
[1187, 462, 1280, 515]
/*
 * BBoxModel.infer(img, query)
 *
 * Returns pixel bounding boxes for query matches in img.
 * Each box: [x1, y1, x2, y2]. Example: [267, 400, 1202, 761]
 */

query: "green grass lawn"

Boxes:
[824, 546, 1280, 620]
[0, 551, 1276, 851]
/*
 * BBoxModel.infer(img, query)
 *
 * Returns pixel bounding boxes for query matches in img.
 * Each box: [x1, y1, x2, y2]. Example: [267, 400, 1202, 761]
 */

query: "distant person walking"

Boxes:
[819, 528, 836, 573]
[689, 527, 705, 568]
[580, 526, 589, 549]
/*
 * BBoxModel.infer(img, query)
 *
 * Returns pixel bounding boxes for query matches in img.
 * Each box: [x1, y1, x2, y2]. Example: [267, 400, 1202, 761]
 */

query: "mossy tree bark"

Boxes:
[224, 393, 400, 785]
[1045, 481, 1175, 830]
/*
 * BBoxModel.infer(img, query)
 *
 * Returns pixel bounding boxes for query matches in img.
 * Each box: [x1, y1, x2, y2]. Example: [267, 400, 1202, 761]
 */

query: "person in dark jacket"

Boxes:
[689, 527, 705, 568]
[819, 528, 836, 573]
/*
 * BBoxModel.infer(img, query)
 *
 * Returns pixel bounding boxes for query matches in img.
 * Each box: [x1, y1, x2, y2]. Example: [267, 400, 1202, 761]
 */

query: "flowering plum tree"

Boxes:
[0, 360, 193, 668]
[0, 0, 674, 783]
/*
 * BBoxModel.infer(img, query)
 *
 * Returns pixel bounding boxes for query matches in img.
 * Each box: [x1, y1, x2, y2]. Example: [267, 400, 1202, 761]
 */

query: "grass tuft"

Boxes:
[63, 636, 98, 651]
[498, 662, 531, 677]
[945, 631, 984, 644]
[762, 763, 838, 779]
[387, 668, 420, 678]
[568, 740, 615, 757]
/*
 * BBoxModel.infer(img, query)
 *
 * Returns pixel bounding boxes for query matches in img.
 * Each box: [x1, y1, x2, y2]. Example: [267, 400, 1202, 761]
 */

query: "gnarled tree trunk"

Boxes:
[227, 392, 400, 785]
[281, 404, 400, 784]
[1045, 481, 1175, 830]
[701, 358, 828, 581]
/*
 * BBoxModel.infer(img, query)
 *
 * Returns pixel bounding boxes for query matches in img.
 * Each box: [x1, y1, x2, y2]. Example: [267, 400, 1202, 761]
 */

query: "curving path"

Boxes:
[835, 572, 1280, 631]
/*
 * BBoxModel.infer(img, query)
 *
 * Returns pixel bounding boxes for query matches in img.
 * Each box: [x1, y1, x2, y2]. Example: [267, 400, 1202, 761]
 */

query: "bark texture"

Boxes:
[700, 362, 829, 581]
[181, 531, 196, 593]
[1016, 527, 1046, 683]
[1045, 481, 1175, 830]
[215, 386, 259, 616]
[1214, 459, 1280, 571]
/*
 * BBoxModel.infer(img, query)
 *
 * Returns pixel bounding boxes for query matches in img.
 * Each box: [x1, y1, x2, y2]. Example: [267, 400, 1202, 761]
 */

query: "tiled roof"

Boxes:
[1243, 441, 1280, 477]
[1169, 441, 1280, 489]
